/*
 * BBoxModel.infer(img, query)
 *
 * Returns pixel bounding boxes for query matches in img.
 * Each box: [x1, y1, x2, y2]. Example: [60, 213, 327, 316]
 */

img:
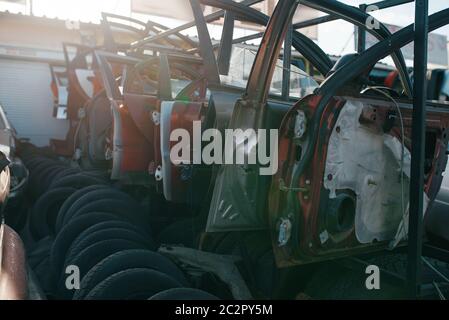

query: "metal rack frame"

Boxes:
[316, 0, 433, 299]
[298, 0, 436, 298]
[155, 0, 442, 298]
[108, 0, 444, 298]
[262, 0, 438, 299]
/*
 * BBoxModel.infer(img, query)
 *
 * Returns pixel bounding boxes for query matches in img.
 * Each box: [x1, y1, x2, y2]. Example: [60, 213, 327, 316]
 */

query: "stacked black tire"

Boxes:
[21, 145, 216, 300]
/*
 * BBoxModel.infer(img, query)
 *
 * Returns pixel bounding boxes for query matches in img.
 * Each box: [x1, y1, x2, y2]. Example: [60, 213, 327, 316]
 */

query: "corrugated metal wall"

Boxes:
[0, 59, 68, 146]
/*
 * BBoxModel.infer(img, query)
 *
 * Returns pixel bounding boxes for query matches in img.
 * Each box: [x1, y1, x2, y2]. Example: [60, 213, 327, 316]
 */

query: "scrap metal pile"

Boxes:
[2, 0, 449, 300]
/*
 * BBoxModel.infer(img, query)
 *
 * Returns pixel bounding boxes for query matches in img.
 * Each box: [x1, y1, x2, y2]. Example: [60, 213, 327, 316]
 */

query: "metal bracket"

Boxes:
[159, 246, 253, 300]
[294, 110, 307, 140]
[279, 179, 309, 193]
[155, 165, 163, 181]
[77, 107, 86, 120]
[152, 111, 161, 126]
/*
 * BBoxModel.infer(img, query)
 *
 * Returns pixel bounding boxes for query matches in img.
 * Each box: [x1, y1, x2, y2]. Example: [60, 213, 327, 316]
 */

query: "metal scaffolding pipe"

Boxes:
[407, 0, 429, 298]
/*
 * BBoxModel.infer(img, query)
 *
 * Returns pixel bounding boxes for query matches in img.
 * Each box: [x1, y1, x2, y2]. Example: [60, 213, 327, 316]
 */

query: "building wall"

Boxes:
[0, 12, 141, 146]
[0, 13, 101, 145]
[0, 59, 68, 146]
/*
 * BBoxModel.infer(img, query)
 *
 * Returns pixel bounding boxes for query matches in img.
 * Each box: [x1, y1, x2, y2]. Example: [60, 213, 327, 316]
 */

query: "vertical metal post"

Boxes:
[189, 0, 220, 85]
[407, 0, 429, 299]
[217, 11, 235, 76]
[282, 22, 292, 100]
[357, 4, 367, 53]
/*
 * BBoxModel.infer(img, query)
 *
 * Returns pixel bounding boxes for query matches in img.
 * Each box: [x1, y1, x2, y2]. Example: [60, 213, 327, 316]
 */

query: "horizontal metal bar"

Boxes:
[106, 21, 145, 35]
[146, 19, 198, 48]
[301, 0, 413, 96]
[423, 244, 449, 264]
[367, 0, 414, 11]
[130, 0, 263, 49]
[293, 14, 338, 29]
[420, 282, 449, 299]
[206, 8, 337, 50]
[292, 2, 414, 30]
[234, 31, 264, 42]
[102, 12, 148, 28]
[162, 52, 204, 64]
[298, 0, 414, 29]
[188, 31, 264, 54]
[218, 32, 263, 48]
[94, 50, 141, 65]
[138, 43, 189, 54]
[200, 0, 267, 25]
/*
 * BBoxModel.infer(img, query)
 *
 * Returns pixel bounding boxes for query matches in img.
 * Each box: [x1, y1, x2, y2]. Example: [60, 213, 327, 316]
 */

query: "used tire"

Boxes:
[41, 166, 70, 191]
[64, 199, 146, 230]
[29, 162, 62, 198]
[73, 249, 188, 300]
[55, 185, 109, 232]
[65, 228, 155, 264]
[149, 288, 218, 300]
[50, 212, 124, 275]
[65, 220, 149, 242]
[61, 188, 141, 227]
[49, 173, 106, 191]
[29, 187, 76, 240]
[50, 168, 81, 185]
[58, 239, 148, 299]
[85, 268, 182, 300]
[51, 218, 151, 279]
[59, 188, 136, 222]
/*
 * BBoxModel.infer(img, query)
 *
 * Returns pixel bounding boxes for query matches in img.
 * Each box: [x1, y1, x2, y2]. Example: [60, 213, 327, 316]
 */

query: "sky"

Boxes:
[1, 0, 449, 65]
[318, 0, 449, 58]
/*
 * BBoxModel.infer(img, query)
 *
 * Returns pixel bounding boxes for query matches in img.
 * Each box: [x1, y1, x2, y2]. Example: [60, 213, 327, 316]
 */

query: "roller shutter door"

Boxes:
[0, 59, 68, 146]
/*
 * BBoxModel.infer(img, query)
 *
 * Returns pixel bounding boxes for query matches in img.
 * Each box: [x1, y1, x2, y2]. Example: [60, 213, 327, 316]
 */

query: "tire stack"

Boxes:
[19, 144, 217, 300]
[21, 154, 107, 202]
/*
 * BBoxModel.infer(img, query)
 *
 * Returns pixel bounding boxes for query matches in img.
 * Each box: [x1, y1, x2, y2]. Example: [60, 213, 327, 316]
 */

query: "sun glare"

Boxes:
[32, 0, 131, 23]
